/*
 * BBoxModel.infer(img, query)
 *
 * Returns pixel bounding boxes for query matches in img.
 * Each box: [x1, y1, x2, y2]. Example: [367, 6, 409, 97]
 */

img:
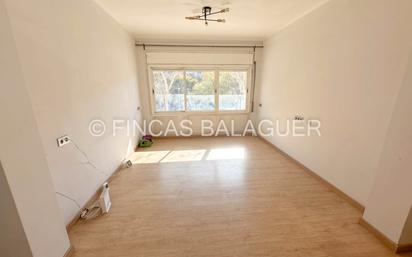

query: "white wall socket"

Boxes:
[294, 115, 305, 121]
[57, 135, 70, 147]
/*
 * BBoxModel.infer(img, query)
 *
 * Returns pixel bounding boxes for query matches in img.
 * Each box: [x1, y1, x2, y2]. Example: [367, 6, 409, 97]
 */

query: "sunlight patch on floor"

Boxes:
[130, 147, 246, 164]
[129, 151, 170, 164]
[161, 150, 206, 163]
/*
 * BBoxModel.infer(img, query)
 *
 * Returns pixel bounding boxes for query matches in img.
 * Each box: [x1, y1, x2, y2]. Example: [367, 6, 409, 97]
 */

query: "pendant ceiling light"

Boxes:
[185, 6, 229, 26]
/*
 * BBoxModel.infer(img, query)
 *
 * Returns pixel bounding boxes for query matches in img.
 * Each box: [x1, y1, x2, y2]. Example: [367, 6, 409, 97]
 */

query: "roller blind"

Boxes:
[146, 52, 254, 65]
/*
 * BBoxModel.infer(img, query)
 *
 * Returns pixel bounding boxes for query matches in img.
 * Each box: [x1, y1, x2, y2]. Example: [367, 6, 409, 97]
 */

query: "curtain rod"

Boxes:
[135, 43, 264, 49]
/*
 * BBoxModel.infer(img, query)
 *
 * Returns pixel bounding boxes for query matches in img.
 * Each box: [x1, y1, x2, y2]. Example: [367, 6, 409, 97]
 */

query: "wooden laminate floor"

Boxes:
[69, 136, 410, 257]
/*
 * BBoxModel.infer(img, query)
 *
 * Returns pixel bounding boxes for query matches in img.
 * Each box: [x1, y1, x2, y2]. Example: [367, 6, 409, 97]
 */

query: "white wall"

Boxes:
[3, 0, 142, 223]
[136, 44, 262, 135]
[0, 0, 70, 255]
[0, 162, 32, 257]
[256, 0, 412, 205]
[363, 49, 412, 244]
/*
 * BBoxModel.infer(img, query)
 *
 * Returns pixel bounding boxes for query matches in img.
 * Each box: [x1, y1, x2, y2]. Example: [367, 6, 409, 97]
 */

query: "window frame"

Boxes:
[148, 65, 252, 115]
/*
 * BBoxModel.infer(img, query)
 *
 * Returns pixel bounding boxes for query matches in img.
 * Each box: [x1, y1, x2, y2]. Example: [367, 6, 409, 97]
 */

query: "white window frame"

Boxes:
[147, 64, 252, 115]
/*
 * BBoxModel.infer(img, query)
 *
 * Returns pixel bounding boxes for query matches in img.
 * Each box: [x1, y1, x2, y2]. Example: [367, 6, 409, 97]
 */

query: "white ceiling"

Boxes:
[95, 0, 329, 42]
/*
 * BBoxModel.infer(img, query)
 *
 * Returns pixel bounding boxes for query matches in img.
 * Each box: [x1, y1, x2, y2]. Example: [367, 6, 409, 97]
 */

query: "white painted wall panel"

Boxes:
[4, 0, 142, 224]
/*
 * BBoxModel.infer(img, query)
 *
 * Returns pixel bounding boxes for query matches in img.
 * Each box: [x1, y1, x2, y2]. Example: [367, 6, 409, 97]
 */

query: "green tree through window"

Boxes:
[219, 71, 247, 110]
[152, 69, 248, 112]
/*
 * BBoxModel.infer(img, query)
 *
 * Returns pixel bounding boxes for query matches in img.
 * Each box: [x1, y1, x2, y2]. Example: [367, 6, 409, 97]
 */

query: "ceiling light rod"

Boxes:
[199, 19, 225, 22]
[186, 6, 229, 25]
[135, 43, 264, 49]
[202, 6, 229, 16]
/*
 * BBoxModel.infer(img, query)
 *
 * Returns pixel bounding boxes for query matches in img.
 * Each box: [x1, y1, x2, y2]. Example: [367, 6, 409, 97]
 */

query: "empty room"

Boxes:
[1, 0, 412, 257]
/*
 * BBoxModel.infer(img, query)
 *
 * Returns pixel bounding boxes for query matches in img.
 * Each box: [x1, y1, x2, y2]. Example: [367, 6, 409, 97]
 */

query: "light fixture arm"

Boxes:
[185, 6, 229, 26]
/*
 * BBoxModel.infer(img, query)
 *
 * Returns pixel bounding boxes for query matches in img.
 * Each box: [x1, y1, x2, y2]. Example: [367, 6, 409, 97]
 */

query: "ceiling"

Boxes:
[95, 0, 329, 42]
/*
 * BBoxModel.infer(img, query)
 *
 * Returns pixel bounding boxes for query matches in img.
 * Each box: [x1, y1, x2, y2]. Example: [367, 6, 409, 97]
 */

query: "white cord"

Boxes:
[71, 139, 109, 177]
[54, 138, 109, 220]
[55, 191, 82, 210]
[56, 191, 103, 220]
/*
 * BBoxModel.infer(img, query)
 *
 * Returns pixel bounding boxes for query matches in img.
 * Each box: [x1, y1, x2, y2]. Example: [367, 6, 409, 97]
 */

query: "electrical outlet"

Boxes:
[57, 135, 70, 147]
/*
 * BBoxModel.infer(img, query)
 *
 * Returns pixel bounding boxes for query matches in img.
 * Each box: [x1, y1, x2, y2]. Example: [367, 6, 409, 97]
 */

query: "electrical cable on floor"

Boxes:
[54, 138, 111, 220]
[81, 203, 102, 220]
[56, 191, 103, 220]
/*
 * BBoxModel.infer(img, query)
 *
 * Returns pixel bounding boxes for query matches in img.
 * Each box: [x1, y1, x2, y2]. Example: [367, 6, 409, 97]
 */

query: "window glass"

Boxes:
[153, 70, 184, 112]
[152, 69, 248, 113]
[219, 71, 247, 111]
[185, 71, 215, 111]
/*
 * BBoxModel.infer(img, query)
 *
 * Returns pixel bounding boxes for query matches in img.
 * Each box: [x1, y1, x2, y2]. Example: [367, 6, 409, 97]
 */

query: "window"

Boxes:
[219, 71, 247, 111]
[153, 70, 184, 112]
[150, 67, 250, 113]
[186, 70, 215, 111]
